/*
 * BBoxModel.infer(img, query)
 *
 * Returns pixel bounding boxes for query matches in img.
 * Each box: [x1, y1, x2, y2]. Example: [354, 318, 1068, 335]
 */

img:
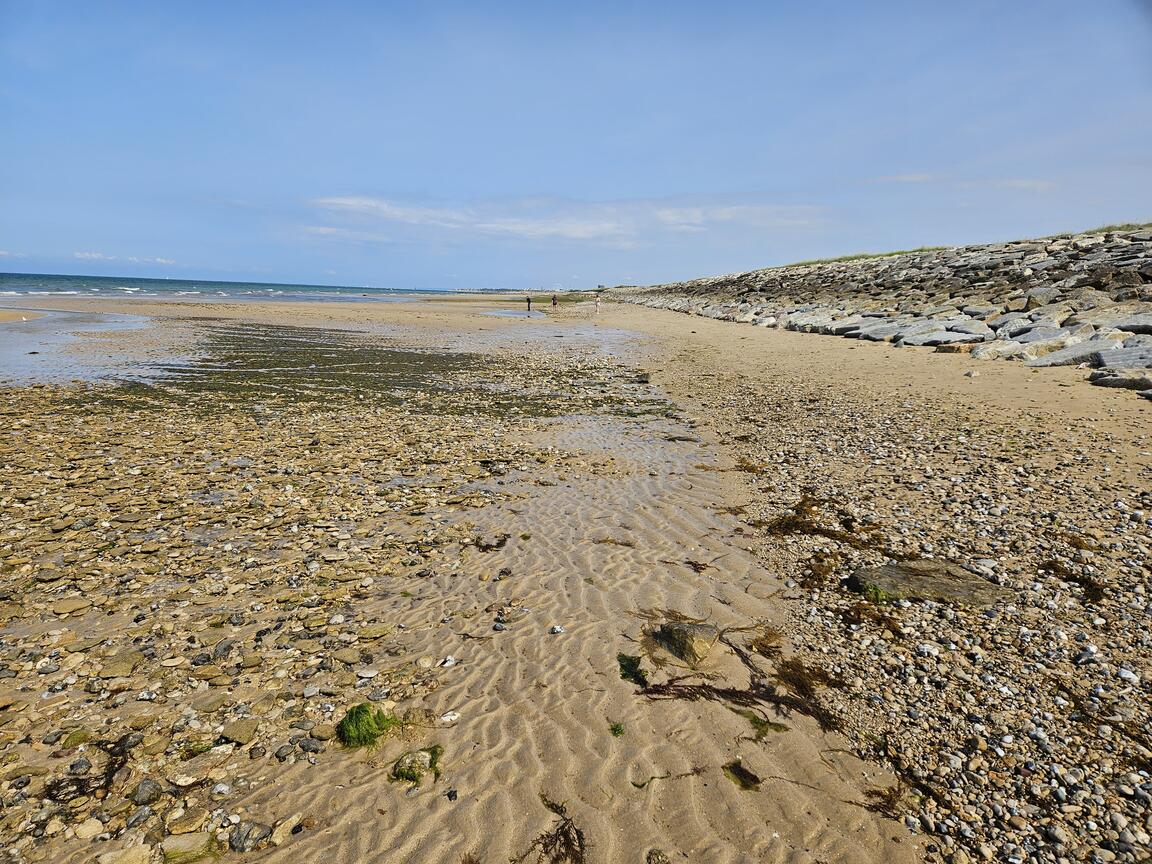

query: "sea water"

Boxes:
[0, 272, 427, 302]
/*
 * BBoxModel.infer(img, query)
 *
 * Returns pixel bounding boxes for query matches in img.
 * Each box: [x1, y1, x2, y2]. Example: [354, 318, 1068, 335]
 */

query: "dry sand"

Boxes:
[2, 295, 1149, 864]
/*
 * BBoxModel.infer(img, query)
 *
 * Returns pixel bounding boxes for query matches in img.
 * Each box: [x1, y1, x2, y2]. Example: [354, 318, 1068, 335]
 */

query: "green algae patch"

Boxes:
[335, 703, 402, 749]
[62, 729, 94, 749]
[731, 708, 788, 741]
[722, 760, 762, 791]
[617, 653, 648, 688]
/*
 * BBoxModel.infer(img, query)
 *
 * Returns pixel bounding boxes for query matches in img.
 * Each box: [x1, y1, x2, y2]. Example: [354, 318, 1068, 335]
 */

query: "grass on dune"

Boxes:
[784, 246, 948, 267]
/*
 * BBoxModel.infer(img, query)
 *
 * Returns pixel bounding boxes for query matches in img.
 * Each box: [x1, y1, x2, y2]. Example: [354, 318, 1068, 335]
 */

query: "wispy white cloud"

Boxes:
[314, 196, 630, 241]
[308, 195, 819, 247]
[73, 251, 176, 265]
[865, 173, 940, 184]
[865, 174, 1056, 192]
[654, 205, 814, 233]
[314, 197, 471, 229]
[958, 178, 1056, 192]
[0, 250, 27, 258]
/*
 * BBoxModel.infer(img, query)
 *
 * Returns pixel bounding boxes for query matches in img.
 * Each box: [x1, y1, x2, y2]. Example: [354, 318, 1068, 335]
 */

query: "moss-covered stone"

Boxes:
[390, 745, 443, 784]
[335, 703, 402, 748]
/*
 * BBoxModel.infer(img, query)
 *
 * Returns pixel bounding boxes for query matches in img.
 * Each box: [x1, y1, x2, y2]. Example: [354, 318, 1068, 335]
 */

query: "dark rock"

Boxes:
[130, 778, 164, 806]
[230, 821, 273, 853]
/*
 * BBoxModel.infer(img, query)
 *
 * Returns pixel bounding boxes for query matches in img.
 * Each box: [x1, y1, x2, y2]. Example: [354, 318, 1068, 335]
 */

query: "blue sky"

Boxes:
[2, 1, 1151, 290]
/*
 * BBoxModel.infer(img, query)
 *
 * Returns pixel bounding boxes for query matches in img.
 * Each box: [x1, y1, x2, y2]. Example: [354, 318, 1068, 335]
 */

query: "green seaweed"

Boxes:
[617, 653, 648, 688]
[722, 760, 762, 791]
[608, 722, 625, 738]
[862, 583, 895, 604]
[336, 703, 403, 748]
[731, 708, 788, 740]
[177, 739, 215, 760]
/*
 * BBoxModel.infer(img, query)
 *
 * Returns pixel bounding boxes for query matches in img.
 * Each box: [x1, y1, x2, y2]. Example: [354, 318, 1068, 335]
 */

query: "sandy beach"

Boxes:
[1, 295, 1149, 864]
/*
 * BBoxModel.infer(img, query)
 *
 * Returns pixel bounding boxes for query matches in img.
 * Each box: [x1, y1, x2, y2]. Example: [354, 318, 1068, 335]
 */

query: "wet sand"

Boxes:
[2, 295, 1149, 863]
[0, 310, 43, 323]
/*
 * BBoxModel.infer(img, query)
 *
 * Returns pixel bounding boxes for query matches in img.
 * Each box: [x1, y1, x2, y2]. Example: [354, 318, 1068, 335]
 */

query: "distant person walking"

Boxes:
[526, 295, 532, 313]
[551, 294, 558, 308]
[595, 294, 601, 314]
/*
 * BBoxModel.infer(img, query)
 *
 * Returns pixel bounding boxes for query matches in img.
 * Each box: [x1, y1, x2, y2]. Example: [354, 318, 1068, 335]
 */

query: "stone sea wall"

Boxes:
[608, 227, 1152, 397]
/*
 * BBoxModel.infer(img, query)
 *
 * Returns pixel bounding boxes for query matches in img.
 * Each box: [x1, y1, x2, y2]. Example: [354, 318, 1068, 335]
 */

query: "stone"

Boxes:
[654, 621, 720, 666]
[99, 651, 145, 679]
[229, 821, 273, 853]
[160, 832, 216, 863]
[1088, 370, 1152, 391]
[391, 746, 442, 784]
[900, 330, 983, 347]
[848, 560, 1013, 606]
[1024, 339, 1121, 367]
[167, 807, 208, 834]
[97, 847, 155, 864]
[970, 340, 1025, 361]
[221, 718, 260, 745]
[359, 623, 393, 639]
[1092, 347, 1152, 369]
[52, 596, 92, 615]
[75, 817, 104, 839]
[311, 723, 336, 741]
[1117, 313, 1152, 334]
[130, 778, 164, 806]
[269, 812, 303, 846]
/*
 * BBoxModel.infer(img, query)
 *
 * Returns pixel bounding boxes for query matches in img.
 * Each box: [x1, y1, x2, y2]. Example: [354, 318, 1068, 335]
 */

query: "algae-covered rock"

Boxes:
[655, 621, 719, 666]
[160, 832, 216, 864]
[848, 560, 1011, 606]
[390, 745, 443, 784]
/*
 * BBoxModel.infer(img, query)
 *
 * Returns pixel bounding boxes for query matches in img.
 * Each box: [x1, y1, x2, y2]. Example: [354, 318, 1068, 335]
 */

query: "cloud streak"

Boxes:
[866, 174, 1056, 192]
[308, 195, 819, 247]
[73, 251, 176, 265]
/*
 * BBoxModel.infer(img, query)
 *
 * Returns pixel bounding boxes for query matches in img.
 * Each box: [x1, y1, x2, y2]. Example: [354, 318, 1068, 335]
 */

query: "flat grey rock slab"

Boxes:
[1117, 313, 1152, 334]
[848, 559, 1013, 607]
[1092, 347, 1152, 369]
[946, 320, 995, 336]
[1014, 326, 1067, 344]
[1025, 341, 1119, 367]
[1089, 370, 1152, 390]
[901, 330, 983, 347]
